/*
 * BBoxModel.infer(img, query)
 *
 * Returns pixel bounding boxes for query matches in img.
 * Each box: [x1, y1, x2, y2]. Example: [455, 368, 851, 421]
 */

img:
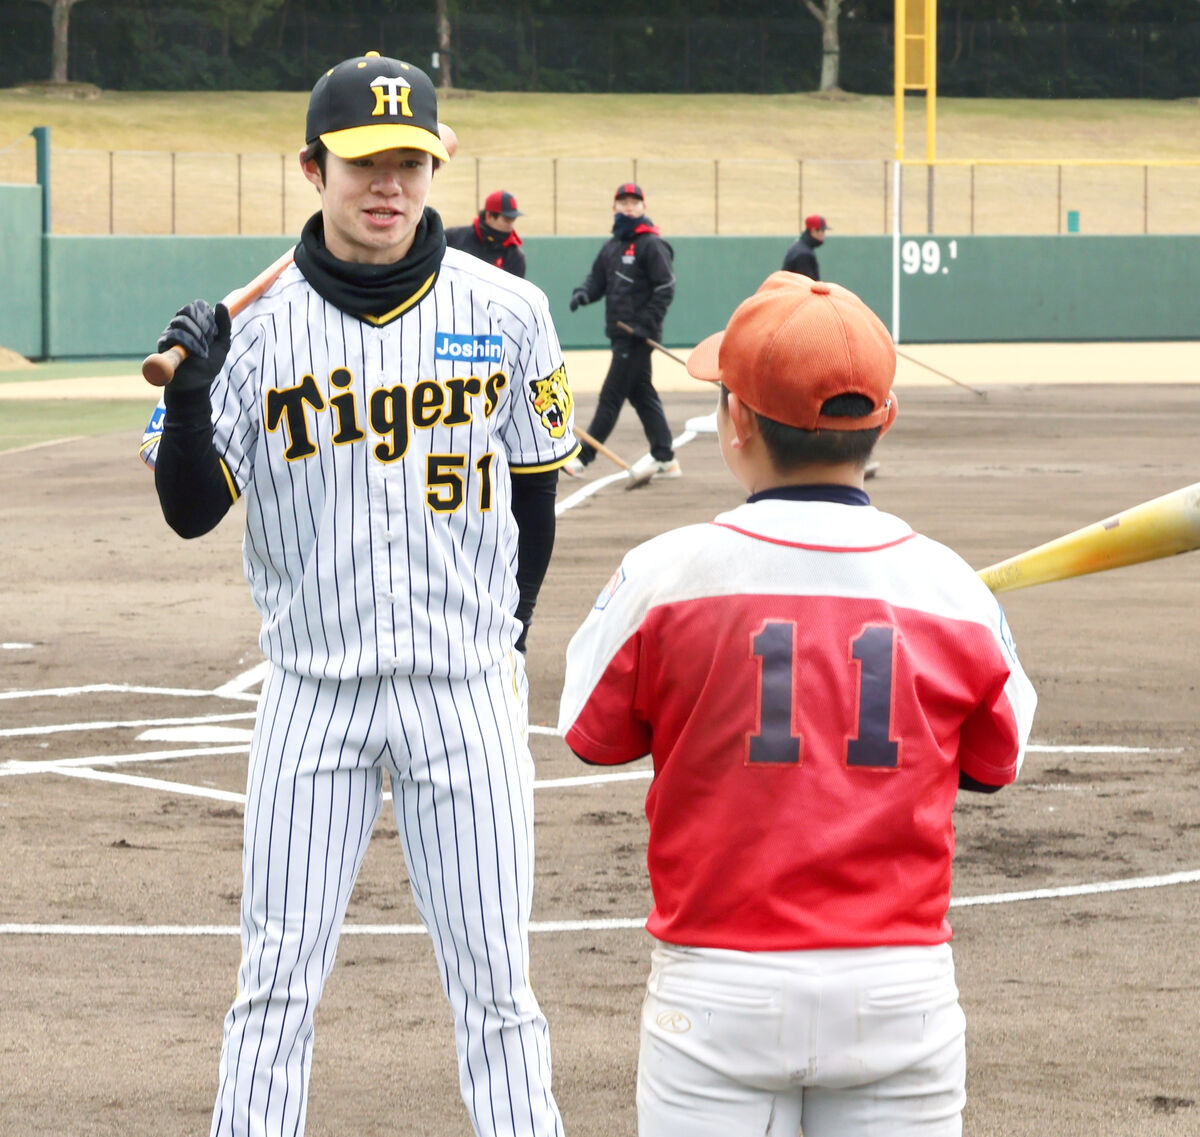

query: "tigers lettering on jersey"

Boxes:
[264, 368, 508, 464]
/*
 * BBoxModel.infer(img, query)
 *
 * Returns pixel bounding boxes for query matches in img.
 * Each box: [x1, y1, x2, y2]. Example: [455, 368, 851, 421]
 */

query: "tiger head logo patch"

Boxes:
[528, 363, 573, 440]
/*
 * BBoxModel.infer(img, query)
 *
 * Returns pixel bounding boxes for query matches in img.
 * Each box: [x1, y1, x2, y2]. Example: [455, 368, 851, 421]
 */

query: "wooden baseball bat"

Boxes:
[573, 426, 655, 488]
[140, 122, 461, 387]
[977, 481, 1200, 593]
[895, 348, 987, 400]
[140, 248, 296, 386]
[616, 321, 689, 367]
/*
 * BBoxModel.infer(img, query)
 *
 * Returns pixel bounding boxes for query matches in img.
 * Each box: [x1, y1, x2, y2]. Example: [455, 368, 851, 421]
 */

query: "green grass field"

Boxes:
[0, 358, 152, 453]
[3, 86, 1199, 451]
[4, 88, 1200, 159]
[0, 398, 151, 451]
[3, 89, 1200, 238]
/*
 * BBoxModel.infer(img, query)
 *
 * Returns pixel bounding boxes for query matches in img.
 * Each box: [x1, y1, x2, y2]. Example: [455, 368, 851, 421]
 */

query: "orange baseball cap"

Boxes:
[686, 272, 897, 432]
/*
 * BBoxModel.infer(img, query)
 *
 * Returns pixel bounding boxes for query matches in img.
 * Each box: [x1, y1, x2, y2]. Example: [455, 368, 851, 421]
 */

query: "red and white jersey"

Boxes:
[558, 489, 1036, 952]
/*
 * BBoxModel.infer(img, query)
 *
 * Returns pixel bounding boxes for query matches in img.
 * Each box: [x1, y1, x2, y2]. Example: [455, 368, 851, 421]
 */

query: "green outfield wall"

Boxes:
[0, 186, 44, 358]
[42, 235, 295, 358]
[3, 225, 1198, 360]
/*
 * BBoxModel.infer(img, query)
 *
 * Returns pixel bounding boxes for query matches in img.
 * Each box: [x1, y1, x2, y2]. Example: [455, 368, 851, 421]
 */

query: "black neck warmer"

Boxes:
[293, 207, 446, 323]
[612, 212, 651, 240]
[476, 214, 506, 246]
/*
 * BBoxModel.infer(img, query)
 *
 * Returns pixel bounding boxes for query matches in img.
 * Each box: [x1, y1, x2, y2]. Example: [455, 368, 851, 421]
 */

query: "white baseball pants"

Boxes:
[637, 941, 966, 1137]
[210, 661, 563, 1137]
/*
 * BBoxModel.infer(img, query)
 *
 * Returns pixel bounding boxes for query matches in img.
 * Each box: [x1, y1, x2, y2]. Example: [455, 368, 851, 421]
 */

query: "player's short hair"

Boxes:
[302, 138, 328, 175]
[721, 386, 881, 468]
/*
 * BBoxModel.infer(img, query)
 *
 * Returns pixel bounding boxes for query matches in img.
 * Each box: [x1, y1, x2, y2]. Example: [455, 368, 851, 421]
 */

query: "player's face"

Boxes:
[485, 211, 517, 234]
[305, 148, 434, 265]
[614, 195, 645, 218]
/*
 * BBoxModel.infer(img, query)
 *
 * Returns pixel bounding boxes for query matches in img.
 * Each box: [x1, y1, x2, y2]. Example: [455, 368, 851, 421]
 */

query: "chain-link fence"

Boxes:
[3, 137, 1199, 238]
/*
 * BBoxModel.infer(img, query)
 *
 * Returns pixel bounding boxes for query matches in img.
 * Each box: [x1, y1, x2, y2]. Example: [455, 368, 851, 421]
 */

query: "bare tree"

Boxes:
[436, 0, 453, 89]
[802, 0, 844, 92]
[32, 0, 88, 84]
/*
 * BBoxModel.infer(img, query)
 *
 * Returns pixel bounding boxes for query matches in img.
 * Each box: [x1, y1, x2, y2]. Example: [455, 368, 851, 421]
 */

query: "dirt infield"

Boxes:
[3, 340, 1200, 403]
[2, 377, 1199, 1136]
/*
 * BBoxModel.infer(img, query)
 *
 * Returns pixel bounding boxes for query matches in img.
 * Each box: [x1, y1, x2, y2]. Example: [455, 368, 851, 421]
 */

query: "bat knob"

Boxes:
[142, 345, 185, 387]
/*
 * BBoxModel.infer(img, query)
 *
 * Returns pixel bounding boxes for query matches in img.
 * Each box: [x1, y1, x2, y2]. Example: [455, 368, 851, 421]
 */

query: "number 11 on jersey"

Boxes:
[748, 621, 899, 769]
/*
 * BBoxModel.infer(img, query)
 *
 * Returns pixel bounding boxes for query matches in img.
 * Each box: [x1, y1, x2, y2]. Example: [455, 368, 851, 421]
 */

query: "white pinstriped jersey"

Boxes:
[143, 249, 576, 680]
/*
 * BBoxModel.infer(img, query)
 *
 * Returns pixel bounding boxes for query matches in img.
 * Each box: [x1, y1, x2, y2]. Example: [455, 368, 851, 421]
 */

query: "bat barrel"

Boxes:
[978, 482, 1200, 593]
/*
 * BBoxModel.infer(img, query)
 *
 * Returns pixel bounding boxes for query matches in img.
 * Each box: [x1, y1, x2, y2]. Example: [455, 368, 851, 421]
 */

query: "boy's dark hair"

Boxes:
[721, 386, 880, 468]
[301, 138, 442, 179]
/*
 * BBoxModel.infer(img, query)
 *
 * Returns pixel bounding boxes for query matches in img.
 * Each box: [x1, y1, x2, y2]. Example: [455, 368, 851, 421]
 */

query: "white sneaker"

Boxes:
[864, 460, 881, 480]
[653, 458, 682, 479]
[562, 457, 586, 478]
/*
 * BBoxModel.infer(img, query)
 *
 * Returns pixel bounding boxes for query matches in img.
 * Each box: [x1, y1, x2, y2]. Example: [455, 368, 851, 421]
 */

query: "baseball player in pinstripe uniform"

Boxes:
[141, 52, 574, 1137]
[558, 273, 1036, 1136]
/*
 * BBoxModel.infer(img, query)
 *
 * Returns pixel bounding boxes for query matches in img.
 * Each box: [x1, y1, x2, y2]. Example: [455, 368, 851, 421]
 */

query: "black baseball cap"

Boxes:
[484, 190, 523, 218]
[614, 182, 644, 201]
[306, 51, 450, 162]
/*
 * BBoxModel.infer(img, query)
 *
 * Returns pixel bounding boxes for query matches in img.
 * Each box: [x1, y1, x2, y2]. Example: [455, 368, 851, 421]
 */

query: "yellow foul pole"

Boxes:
[894, 0, 905, 161]
[894, 0, 937, 162]
[925, 0, 937, 162]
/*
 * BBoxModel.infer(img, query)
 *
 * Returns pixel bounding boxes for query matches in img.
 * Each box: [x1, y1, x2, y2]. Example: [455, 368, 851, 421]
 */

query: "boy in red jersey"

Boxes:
[557, 271, 1037, 1137]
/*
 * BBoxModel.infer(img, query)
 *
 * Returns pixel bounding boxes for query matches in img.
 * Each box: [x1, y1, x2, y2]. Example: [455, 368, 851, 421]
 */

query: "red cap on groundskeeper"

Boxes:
[805, 213, 831, 231]
[686, 272, 896, 433]
[483, 189, 523, 218]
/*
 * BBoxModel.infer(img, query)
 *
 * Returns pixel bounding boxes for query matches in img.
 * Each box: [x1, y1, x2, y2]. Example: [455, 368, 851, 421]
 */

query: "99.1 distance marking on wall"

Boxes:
[901, 239, 959, 276]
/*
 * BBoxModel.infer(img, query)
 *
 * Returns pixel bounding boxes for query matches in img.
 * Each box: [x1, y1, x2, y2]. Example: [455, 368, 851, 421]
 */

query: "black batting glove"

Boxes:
[568, 288, 588, 312]
[157, 300, 231, 392]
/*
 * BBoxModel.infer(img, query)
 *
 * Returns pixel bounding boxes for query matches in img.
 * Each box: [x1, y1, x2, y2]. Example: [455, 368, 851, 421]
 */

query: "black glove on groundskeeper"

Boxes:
[157, 300, 231, 392]
[569, 288, 588, 312]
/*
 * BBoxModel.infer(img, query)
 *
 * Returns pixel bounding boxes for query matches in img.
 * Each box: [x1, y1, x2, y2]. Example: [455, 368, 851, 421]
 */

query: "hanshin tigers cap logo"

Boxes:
[307, 52, 451, 162]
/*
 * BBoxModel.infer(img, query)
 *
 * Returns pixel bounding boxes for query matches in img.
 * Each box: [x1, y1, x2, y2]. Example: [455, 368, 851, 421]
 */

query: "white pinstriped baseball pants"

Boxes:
[210, 660, 563, 1137]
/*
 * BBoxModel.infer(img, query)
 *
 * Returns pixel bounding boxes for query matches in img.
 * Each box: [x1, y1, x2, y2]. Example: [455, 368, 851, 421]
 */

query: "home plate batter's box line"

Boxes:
[0, 711, 259, 740]
[0, 742, 1180, 783]
[0, 665, 270, 706]
[3, 869, 1200, 939]
[0, 743, 1185, 827]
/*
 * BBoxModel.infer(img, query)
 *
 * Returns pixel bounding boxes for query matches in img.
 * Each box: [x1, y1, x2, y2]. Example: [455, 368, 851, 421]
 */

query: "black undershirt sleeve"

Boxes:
[959, 771, 1005, 794]
[153, 385, 238, 539]
[510, 467, 558, 650]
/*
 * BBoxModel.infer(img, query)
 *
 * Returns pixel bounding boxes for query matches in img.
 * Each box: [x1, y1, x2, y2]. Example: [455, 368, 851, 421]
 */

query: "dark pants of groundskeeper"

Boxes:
[577, 334, 675, 466]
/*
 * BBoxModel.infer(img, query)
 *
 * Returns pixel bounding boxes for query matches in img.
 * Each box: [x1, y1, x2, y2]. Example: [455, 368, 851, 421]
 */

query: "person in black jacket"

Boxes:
[782, 213, 829, 280]
[565, 182, 680, 478]
[780, 212, 881, 478]
[445, 189, 527, 277]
